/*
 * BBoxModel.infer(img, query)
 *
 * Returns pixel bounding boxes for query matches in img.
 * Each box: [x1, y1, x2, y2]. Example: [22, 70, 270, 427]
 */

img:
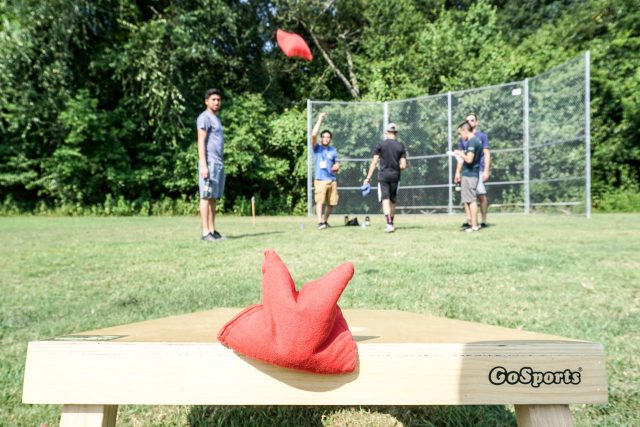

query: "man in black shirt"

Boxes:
[363, 123, 408, 233]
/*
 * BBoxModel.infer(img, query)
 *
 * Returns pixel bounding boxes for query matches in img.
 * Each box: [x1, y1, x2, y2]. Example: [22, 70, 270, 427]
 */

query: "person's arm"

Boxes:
[363, 155, 379, 184]
[462, 150, 476, 164]
[331, 161, 340, 172]
[197, 128, 208, 179]
[310, 112, 326, 148]
[454, 158, 463, 184]
[463, 139, 480, 164]
[482, 148, 490, 181]
[399, 158, 407, 170]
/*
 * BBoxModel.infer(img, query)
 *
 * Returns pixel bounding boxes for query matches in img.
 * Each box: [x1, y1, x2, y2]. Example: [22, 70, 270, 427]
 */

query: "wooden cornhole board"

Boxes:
[22, 309, 607, 427]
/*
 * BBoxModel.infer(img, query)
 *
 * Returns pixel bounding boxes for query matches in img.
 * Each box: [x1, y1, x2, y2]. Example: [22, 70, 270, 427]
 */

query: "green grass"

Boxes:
[1, 214, 639, 426]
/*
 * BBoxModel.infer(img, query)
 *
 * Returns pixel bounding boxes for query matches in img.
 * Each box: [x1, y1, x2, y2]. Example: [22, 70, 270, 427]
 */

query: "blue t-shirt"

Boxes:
[459, 130, 489, 170]
[313, 144, 338, 181]
[196, 110, 224, 164]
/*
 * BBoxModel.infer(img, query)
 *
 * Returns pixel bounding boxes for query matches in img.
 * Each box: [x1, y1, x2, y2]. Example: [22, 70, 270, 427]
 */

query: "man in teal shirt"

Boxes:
[454, 121, 482, 232]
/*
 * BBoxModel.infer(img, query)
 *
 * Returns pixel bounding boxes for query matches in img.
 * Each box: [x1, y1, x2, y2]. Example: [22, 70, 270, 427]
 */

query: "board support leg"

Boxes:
[60, 404, 118, 427]
[515, 404, 573, 427]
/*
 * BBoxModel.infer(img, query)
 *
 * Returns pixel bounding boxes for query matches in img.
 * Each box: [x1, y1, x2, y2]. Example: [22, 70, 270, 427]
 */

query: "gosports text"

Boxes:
[488, 366, 581, 387]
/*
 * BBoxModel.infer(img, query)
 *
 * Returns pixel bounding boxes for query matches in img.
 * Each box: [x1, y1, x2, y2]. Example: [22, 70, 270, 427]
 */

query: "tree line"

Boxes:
[1, 0, 638, 215]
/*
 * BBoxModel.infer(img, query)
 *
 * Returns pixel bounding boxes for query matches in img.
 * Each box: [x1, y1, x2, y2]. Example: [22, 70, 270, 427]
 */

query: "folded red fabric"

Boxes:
[217, 250, 358, 374]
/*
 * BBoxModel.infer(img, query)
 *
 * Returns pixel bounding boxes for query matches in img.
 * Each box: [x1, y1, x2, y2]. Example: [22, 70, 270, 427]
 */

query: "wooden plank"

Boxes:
[22, 310, 607, 406]
[515, 404, 574, 427]
[63, 308, 579, 344]
[60, 404, 117, 427]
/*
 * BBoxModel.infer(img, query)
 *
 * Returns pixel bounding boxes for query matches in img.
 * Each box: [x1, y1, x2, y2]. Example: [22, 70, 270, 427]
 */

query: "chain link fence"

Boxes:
[307, 53, 590, 217]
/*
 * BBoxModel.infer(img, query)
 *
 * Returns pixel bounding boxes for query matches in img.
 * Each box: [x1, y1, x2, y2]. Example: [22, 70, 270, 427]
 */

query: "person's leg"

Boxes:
[382, 199, 394, 232]
[389, 181, 398, 224]
[475, 176, 488, 225]
[200, 198, 211, 236]
[323, 205, 333, 223]
[461, 177, 479, 231]
[316, 201, 324, 224]
[323, 181, 338, 224]
[479, 194, 488, 224]
[314, 180, 326, 226]
[209, 198, 216, 232]
[463, 203, 471, 225]
[469, 201, 478, 228]
[382, 199, 391, 217]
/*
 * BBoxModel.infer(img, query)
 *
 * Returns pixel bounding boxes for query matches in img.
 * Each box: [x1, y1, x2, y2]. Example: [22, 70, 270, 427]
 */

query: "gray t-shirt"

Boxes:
[196, 110, 224, 163]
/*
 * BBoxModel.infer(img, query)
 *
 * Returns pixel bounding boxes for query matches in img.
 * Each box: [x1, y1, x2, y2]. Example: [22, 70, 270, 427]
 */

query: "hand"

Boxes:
[454, 173, 461, 184]
[482, 171, 490, 181]
[331, 164, 340, 172]
[363, 177, 370, 185]
[318, 112, 327, 121]
[200, 163, 209, 179]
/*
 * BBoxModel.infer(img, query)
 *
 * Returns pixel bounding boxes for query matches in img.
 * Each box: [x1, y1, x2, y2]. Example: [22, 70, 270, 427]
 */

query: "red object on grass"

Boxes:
[276, 29, 313, 61]
[217, 250, 357, 374]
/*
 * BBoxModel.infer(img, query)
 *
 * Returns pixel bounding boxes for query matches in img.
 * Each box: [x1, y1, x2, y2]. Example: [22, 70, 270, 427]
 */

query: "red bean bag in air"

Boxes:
[276, 29, 313, 61]
[217, 250, 357, 374]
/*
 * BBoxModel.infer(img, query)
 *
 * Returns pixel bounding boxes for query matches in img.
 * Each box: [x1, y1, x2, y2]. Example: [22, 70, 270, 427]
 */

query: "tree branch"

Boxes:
[339, 34, 359, 97]
[301, 21, 360, 99]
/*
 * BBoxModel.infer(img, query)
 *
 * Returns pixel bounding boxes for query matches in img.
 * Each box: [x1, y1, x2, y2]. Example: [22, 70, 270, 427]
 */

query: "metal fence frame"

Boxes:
[307, 52, 591, 218]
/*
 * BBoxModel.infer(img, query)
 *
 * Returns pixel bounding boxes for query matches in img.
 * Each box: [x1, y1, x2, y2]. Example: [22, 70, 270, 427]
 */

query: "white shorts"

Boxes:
[476, 175, 487, 196]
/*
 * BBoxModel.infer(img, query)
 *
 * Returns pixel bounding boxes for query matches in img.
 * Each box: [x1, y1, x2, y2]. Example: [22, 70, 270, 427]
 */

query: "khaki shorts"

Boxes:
[461, 176, 479, 204]
[314, 180, 339, 206]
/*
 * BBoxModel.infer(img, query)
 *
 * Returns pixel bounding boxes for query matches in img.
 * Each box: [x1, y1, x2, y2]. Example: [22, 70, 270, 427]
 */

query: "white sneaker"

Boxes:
[384, 224, 395, 233]
[465, 225, 481, 233]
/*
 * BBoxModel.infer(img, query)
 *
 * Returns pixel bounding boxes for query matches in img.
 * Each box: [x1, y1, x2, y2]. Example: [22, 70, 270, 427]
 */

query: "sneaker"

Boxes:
[318, 222, 328, 230]
[465, 226, 481, 233]
[202, 233, 216, 241]
[212, 230, 224, 240]
[384, 224, 395, 233]
[461, 222, 471, 230]
[480, 223, 488, 228]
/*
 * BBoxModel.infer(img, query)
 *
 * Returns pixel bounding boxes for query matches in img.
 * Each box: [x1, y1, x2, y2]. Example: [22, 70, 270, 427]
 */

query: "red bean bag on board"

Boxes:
[217, 250, 357, 374]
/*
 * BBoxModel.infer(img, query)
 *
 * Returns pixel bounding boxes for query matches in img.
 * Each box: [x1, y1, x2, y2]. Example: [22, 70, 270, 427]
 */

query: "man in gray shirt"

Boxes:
[197, 88, 225, 241]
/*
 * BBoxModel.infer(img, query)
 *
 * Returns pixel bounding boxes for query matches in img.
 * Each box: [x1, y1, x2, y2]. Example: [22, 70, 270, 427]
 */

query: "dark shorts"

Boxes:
[378, 181, 399, 203]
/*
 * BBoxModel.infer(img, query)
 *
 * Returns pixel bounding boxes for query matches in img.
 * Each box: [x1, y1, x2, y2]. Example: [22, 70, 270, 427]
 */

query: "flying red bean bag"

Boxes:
[276, 29, 313, 61]
[217, 250, 357, 374]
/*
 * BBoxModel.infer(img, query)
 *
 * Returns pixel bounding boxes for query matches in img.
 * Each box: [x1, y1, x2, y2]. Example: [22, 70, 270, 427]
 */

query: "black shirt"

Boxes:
[374, 138, 407, 182]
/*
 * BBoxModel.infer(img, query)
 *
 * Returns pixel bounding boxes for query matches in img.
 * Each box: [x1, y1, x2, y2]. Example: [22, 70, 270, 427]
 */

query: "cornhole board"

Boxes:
[22, 309, 607, 427]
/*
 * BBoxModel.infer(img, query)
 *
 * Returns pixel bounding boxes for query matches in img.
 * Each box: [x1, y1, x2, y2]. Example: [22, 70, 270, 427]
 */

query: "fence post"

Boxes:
[447, 92, 453, 215]
[307, 99, 312, 217]
[523, 79, 530, 215]
[584, 51, 591, 218]
[383, 101, 389, 132]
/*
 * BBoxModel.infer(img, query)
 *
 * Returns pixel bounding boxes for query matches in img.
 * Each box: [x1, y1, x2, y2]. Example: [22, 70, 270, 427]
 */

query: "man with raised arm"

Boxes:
[311, 112, 340, 230]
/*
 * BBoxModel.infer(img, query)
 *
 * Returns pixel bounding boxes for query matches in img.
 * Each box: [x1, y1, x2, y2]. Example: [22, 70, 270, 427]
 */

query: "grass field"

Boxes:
[1, 214, 639, 426]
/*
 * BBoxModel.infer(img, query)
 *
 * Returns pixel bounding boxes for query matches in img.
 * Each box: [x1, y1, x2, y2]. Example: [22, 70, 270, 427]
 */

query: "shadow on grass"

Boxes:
[224, 231, 283, 240]
[187, 405, 516, 426]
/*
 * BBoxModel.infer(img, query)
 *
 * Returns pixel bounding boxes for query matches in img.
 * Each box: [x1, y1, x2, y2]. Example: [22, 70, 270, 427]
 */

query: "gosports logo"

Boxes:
[488, 366, 581, 387]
